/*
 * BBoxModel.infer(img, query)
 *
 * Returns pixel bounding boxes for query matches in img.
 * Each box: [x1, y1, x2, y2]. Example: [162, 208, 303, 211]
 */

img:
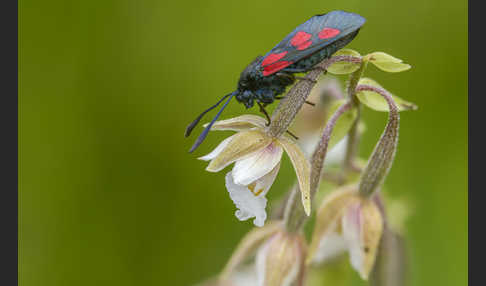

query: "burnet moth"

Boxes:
[185, 10, 366, 152]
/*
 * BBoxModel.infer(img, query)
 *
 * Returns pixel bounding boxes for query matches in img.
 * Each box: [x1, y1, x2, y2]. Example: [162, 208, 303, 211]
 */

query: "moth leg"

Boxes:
[294, 76, 317, 83]
[277, 72, 316, 83]
[276, 72, 294, 80]
[281, 67, 308, 73]
[286, 130, 299, 140]
[275, 96, 315, 107]
[257, 101, 272, 126]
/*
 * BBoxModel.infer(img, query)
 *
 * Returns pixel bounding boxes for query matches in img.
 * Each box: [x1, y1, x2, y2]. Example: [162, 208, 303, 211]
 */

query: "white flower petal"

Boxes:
[225, 173, 266, 227]
[312, 226, 348, 264]
[252, 163, 280, 195]
[297, 133, 320, 159]
[232, 265, 259, 286]
[325, 135, 348, 166]
[232, 142, 283, 186]
[342, 202, 364, 276]
[225, 165, 280, 227]
[298, 133, 348, 166]
[198, 134, 236, 161]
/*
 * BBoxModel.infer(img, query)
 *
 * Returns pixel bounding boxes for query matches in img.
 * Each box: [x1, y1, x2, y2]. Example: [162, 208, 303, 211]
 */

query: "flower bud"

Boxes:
[255, 230, 306, 286]
[307, 185, 384, 280]
[355, 84, 400, 197]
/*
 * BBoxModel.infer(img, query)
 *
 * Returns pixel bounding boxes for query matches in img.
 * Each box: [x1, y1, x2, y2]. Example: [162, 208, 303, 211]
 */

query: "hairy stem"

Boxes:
[284, 101, 354, 232]
[355, 84, 400, 197]
[343, 61, 367, 170]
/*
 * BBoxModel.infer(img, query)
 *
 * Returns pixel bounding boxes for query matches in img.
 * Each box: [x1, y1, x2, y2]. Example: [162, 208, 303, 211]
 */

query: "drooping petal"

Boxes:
[278, 136, 311, 215]
[232, 141, 283, 186]
[342, 199, 383, 280]
[298, 133, 348, 166]
[204, 115, 268, 131]
[206, 130, 272, 172]
[198, 134, 237, 161]
[306, 185, 359, 264]
[342, 202, 364, 273]
[225, 165, 280, 227]
[325, 135, 348, 166]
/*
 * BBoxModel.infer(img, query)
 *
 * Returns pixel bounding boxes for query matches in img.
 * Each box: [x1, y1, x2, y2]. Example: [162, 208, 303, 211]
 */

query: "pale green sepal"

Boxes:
[364, 52, 411, 73]
[357, 78, 418, 112]
[364, 52, 403, 63]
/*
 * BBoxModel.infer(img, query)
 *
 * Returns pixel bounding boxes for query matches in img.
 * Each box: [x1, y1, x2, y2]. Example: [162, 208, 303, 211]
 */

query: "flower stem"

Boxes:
[284, 101, 354, 232]
[343, 60, 368, 171]
[355, 84, 400, 198]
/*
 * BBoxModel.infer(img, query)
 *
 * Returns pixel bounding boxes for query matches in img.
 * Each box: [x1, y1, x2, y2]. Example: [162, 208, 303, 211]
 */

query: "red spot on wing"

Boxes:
[296, 40, 312, 50]
[318, 28, 340, 39]
[291, 31, 312, 47]
[291, 31, 313, 50]
[261, 51, 288, 67]
[263, 61, 293, 76]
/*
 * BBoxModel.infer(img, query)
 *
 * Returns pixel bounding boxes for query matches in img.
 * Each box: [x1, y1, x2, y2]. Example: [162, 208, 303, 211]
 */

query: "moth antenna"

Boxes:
[188, 92, 236, 153]
[185, 92, 233, 138]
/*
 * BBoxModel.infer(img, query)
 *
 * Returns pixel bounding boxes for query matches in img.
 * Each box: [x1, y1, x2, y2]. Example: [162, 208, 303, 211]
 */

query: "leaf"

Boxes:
[327, 49, 362, 75]
[365, 52, 403, 63]
[365, 52, 411, 73]
[371, 62, 411, 73]
[357, 78, 418, 112]
[327, 99, 358, 148]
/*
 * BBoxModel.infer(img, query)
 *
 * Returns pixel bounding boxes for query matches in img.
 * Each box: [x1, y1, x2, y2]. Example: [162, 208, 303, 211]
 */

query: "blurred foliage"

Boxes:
[19, 0, 467, 285]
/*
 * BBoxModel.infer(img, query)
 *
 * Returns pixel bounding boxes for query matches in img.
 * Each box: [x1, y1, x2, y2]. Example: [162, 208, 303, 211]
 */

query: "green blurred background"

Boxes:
[19, 0, 467, 285]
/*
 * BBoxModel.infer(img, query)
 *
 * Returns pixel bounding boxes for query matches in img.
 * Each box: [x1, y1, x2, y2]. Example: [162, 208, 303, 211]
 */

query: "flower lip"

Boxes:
[225, 163, 280, 227]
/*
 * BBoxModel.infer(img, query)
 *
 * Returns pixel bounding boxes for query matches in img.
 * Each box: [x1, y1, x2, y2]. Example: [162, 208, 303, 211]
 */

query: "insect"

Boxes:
[186, 10, 366, 152]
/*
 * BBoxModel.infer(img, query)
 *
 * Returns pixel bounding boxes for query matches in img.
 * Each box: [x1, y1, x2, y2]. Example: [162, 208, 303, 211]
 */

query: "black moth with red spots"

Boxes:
[186, 11, 365, 152]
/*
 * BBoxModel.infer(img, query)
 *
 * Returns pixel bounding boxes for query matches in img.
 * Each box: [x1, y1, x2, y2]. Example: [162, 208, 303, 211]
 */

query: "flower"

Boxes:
[255, 229, 306, 286]
[306, 184, 384, 280]
[199, 115, 310, 227]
